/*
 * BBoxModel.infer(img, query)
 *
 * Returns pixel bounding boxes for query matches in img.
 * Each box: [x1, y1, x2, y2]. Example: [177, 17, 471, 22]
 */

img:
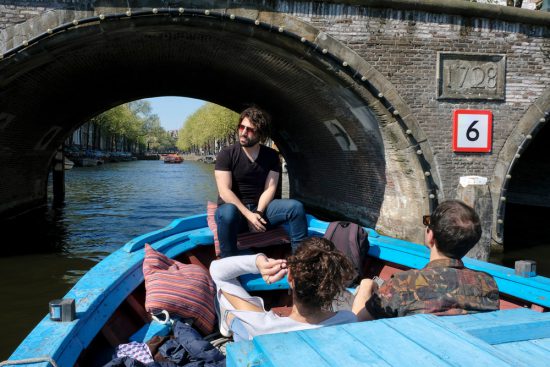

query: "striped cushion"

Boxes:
[143, 244, 216, 335]
[206, 201, 291, 256]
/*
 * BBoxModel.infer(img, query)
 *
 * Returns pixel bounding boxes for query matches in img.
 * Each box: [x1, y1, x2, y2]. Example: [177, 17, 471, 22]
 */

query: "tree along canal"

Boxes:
[0, 160, 548, 360]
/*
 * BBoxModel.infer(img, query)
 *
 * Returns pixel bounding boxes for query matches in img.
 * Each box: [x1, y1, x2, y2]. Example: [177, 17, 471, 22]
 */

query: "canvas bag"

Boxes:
[323, 221, 369, 284]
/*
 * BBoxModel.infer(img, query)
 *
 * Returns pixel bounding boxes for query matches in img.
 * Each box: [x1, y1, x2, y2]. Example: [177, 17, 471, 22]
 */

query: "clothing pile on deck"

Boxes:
[103, 320, 226, 367]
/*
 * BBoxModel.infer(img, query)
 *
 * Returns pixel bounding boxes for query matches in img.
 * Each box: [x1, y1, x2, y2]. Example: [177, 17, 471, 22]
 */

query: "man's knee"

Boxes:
[287, 199, 305, 216]
[216, 203, 240, 224]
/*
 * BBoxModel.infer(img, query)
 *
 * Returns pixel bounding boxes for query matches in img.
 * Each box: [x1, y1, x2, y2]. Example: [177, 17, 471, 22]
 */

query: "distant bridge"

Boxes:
[0, 0, 549, 253]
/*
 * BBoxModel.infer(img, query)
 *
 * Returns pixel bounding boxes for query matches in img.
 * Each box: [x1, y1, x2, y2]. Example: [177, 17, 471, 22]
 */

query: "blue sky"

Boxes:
[142, 96, 206, 131]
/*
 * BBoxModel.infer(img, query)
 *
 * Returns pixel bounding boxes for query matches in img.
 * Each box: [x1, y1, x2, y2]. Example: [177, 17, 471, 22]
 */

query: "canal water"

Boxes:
[0, 160, 218, 360]
[1, 160, 548, 360]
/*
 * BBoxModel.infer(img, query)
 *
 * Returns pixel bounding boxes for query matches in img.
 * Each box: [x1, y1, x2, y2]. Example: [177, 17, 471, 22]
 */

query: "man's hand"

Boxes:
[246, 211, 267, 232]
[256, 255, 287, 284]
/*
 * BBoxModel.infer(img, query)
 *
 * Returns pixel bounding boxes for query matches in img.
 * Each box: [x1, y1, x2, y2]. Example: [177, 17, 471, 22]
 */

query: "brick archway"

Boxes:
[491, 88, 550, 245]
[0, 8, 433, 242]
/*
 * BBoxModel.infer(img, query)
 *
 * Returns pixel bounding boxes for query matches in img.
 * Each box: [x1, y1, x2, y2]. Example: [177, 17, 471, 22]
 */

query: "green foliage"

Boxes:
[90, 101, 175, 152]
[177, 103, 238, 151]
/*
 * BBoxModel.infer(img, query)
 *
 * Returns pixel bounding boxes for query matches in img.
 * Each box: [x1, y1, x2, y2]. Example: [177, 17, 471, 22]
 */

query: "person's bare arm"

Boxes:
[256, 170, 279, 215]
[218, 255, 288, 315]
[215, 170, 265, 231]
[352, 279, 376, 321]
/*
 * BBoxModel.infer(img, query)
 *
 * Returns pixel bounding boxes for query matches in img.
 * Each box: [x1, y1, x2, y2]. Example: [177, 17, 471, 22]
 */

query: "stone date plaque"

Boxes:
[437, 52, 505, 100]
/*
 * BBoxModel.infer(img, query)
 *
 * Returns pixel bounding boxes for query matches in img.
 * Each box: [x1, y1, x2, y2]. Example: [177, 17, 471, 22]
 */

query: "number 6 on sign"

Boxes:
[452, 109, 492, 152]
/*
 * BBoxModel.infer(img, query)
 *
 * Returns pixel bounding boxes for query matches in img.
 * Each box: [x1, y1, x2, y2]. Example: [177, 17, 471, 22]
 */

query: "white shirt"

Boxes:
[209, 255, 358, 340]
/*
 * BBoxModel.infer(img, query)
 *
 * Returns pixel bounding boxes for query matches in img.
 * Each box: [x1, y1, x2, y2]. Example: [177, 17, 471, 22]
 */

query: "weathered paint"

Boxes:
[228, 309, 550, 366]
[7, 214, 550, 367]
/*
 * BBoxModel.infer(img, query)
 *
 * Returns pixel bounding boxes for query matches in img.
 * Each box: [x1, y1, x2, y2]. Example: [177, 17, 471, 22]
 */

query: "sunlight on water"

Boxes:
[0, 160, 217, 359]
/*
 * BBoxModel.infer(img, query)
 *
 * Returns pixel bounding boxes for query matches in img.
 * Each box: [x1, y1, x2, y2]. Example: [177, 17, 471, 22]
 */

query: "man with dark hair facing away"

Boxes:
[352, 200, 499, 321]
[214, 106, 308, 258]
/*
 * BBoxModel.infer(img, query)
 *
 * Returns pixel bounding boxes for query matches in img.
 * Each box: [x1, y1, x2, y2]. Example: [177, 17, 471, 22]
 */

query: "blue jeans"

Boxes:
[214, 199, 308, 258]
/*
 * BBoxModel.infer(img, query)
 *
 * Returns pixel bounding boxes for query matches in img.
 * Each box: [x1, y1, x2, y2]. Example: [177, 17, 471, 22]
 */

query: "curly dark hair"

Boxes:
[238, 106, 271, 143]
[287, 237, 355, 310]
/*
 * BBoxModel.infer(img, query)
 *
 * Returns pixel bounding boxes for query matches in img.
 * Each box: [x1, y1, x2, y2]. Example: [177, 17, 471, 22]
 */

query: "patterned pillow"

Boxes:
[143, 244, 216, 335]
[206, 201, 221, 256]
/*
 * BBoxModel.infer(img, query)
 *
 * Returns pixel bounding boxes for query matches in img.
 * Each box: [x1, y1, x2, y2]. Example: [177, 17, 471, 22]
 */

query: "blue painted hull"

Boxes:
[5, 215, 550, 367]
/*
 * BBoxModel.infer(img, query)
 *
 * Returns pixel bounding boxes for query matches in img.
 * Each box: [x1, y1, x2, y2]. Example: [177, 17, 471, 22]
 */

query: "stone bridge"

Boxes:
[1, 0, 549, 254]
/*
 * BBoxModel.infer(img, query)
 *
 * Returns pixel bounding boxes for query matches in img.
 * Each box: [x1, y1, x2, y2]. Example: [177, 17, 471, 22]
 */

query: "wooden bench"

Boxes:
[227, 309, 550, 366]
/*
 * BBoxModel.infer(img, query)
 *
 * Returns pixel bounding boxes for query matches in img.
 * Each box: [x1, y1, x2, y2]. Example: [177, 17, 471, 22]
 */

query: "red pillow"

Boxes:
[143, 244, 216, 335]
[206, 201, 221, 256]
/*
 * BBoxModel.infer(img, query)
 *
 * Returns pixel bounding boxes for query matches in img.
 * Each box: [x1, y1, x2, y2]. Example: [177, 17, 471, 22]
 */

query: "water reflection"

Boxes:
[0, 160, 217, 359]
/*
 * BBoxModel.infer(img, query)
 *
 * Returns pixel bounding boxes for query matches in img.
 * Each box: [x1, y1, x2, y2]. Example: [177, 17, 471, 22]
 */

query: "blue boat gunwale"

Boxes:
[7, 214, 550, 367]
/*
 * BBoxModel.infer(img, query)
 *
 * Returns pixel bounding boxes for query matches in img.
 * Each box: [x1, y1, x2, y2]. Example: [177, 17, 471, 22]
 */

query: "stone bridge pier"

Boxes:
[0, 1, 549, 257]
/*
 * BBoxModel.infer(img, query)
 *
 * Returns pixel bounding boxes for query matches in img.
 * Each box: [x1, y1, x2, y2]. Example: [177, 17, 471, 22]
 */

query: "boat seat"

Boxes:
[236, 226, 291, 250]
[207, 201, 291, 257]
[129, 320, 171, 343]
[240, 273, 290, 292]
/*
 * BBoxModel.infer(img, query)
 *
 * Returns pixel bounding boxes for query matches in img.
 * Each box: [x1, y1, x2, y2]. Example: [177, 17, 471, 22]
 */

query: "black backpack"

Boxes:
[323, 221, 370, 284]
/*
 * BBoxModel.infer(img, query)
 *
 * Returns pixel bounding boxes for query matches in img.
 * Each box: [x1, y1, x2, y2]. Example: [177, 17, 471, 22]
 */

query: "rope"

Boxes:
[0, 357, 59, 367]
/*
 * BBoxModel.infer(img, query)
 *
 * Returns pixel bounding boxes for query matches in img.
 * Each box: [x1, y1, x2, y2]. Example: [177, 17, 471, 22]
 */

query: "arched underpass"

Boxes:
[502, 121, 550, 276]
[0, 11, 431, 244]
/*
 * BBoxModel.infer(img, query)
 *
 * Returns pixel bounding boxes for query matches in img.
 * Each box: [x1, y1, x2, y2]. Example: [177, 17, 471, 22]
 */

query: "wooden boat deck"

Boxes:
[227, 308, 550, 366]
[6, 214, 550, 367]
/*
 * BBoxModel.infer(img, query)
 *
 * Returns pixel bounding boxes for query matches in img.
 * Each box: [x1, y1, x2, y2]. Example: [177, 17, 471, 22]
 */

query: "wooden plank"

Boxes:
[530, 338, 550, 352]
[250, 331, 333, 367]
[493, 340, 550, 367]
[188, 227, 215, 246]
[444, 309, 550, 344]
[239, 273, 290, 292]
[123, 214, 206, 252]
[445, 308, 544, 327]
[341, 320, 452, 366]
[126, 294, 149, 323]
[226, 340, 261, 367]
[382, 315, 520, 366]
[296, 325, 392, 367]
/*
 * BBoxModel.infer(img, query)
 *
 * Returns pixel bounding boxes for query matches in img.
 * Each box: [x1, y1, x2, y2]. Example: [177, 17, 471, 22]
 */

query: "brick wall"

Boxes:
[293, 5, 549, 199]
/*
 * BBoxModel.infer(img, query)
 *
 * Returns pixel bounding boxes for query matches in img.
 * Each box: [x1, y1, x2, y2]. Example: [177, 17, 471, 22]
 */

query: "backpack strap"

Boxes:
[323, 221, 339, 241]
[347, 222, 360, 261]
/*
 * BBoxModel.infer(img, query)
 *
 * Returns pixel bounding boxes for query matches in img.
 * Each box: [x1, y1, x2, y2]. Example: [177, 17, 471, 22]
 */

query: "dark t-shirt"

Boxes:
[215, 144, 281, 206]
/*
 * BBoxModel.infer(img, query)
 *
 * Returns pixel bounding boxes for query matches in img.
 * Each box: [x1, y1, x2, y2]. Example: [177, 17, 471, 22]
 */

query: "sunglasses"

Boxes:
[238, 124, 257, 135]
[422, 215, 431, 227]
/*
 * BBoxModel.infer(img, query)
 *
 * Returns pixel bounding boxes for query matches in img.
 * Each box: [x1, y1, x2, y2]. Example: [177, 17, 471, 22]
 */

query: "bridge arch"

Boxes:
[491, 88, 550, 245]
[0, 7, 437, 243]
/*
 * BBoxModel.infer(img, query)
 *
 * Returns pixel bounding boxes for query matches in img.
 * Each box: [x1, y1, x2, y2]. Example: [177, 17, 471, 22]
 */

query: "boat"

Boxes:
[4, 215, 550, 367]
[64, 158, 74, 170]
[163, 154, 184, 164]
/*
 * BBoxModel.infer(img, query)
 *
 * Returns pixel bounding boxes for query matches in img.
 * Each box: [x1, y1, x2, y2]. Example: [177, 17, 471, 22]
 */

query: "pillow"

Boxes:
[206, 201, 221, 256]
[143, 244, 216, 335]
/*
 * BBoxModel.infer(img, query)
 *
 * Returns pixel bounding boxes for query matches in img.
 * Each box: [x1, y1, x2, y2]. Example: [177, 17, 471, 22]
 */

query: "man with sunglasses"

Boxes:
[352, 200, 499, 321]
[214, 106, 308, 257]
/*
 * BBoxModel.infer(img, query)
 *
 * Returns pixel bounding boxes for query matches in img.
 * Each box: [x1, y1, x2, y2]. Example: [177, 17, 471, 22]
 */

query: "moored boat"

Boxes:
[4, 215, 550, 367]
[163, 154, 184, 164]
[64, 158, 74, 170]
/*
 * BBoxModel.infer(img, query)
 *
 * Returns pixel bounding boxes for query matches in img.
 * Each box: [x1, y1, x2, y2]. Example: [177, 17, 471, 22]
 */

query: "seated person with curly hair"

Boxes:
[209, 237, 358, 340]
